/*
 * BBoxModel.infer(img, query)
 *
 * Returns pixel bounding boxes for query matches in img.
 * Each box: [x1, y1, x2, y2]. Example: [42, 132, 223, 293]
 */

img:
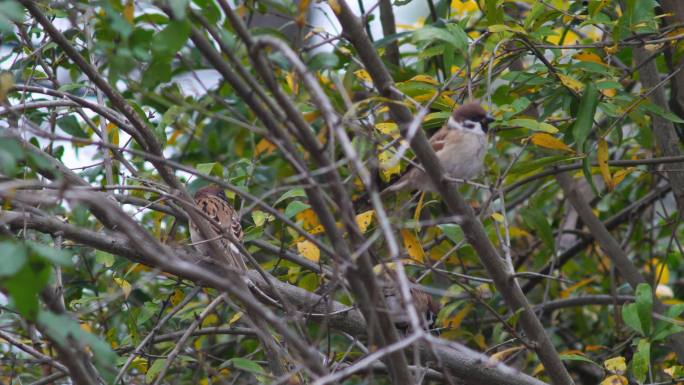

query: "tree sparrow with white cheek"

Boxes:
[381, 102, 493, 195]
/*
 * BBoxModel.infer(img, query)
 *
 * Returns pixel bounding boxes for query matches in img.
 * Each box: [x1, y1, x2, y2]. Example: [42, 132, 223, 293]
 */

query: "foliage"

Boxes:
[2, 0, 684, 384]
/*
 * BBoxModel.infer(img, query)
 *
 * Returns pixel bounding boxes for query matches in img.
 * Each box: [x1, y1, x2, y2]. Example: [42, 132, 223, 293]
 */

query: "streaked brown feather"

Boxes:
[189, 186, 247, 271]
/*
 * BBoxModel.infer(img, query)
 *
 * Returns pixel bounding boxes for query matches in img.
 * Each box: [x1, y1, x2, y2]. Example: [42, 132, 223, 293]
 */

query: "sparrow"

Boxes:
[189, 185, 247, 271]
[377, 267, 441, 332]
[381, 102, 494, 195]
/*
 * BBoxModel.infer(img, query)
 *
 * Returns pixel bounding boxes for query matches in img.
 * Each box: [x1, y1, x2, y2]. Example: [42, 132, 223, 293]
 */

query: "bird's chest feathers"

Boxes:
[439, 131, 487, 177]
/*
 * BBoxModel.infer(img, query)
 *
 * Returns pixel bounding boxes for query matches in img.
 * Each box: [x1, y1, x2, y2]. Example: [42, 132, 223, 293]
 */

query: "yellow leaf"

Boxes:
[297, 240, 320, 262]
[600, 375, 628, 385]
[355, 210, 375, 233]
[648, 258, 670, 285]
[585, 345, 606, 352]
[451, 0, 478, 14]
[354, 69, 372, 83]
[401, 230, 425, 263]
[308, 225, 325, 235]
[472, 333, 486, 349]
[106, 122, 119, 146]
[664, 365, 684, 378]
[123, 0, 134, 23]
[491, 212, 504, 223]
[255, 138, 277, 157]
[130, 357, 148, 372]
[597, 138, 613, 190]
[170, 289, 184, 306]
[303, 111, 320, 123]
[202, 313, 219, 327]
[408, 74, 439, 85]
[604, 44, 619, 55]
[114, 277, 132, 299]
[375, 122, 399, 137]
[413, 192, 425, 223]
[558, 73, 584, 93]
[328, 0, 341, 14]
[0, 72, 14, 102]
[530, 133, 574, 153]
[612, 167, 635, 187]
[600, 88, 617, 98]
[378, 148, 401, 181]
[296, 208, 320, 231]
[444, 303, 473, 329]
[532, 363, 545, 376]
[80, 323, 92, 333]
[573, 51, 604, 65]
[490, 346, 525, 362]
[229, 311, 243, 325]
[509, 226, 531, 238]
[286, 72, 298, 94]
[604, 356, 626, 374]
[560, 277, 595, 299]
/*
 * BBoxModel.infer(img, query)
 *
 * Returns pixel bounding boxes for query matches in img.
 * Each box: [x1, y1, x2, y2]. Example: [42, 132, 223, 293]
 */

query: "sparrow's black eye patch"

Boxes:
[463, 121, 476, 129]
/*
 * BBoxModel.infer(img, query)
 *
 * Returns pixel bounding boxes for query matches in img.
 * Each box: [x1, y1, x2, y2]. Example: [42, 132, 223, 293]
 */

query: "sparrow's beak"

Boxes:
[482, 114, 495, 132]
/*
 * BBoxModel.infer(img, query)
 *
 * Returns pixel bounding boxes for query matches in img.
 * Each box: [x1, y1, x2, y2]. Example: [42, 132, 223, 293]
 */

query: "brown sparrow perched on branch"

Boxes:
[381, 102, 494, 195]
[378, 268, 441, 332]
[189, 185, 247, 271]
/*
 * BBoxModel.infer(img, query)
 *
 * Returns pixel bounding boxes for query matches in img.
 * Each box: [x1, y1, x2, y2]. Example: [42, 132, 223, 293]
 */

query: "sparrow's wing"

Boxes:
[428, 127, 450, 152]
[202, 196, 243, 241]
[194, 196, 247, 271]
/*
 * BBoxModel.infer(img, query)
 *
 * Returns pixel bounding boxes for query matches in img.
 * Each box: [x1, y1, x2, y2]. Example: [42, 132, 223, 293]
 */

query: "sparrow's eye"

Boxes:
[463, 121, 475, 129]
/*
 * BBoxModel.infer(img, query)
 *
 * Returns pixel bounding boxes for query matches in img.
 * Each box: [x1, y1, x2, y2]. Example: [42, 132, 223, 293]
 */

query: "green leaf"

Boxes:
[572, 82, 599, 153]
[0, 241, 27, 277]
[413, 26, 466, 53]
[57, 115, 89, 138]
[274, 188, 307, 205]
[0, 1, 24, 32]
[195, 162, 222, 177]
[152, 20, 190, 55]
[438, 224, 464, 244]
[223, 357, 265, 374]
[27, 241, 72, 266]
[308, 52, 339, 71]
[508, 155, 575, 176]
[0, 137, 23, 175]
[95, 250, 115, 268]
[622, 303, 643, 335]
[4, 260, 51, 319]
[631, 338, 650, 383]
[284, 200, 310, 219]
[635, 283, 653, 336]
[522, 208, 554, 250]
[641, 102, 684, 124]
[156, 105, 183, 133]
[560, 354, 599, 366]
[509, 118, 558, 133]
[146, 358, 167, 383]
[169, 0, 190, 20]
[38, 310, 118, 383]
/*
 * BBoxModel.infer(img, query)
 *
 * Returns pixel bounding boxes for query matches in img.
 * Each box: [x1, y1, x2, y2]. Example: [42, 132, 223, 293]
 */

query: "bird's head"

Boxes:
[446, 102, 494, 135]
[194, 185, 229, 202]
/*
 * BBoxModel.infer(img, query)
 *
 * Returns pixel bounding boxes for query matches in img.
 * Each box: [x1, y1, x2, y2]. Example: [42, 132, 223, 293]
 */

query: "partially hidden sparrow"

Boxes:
[377, 268, 441, 332]
[189, 185, 247, 271]
[381, 102, 494, 195]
